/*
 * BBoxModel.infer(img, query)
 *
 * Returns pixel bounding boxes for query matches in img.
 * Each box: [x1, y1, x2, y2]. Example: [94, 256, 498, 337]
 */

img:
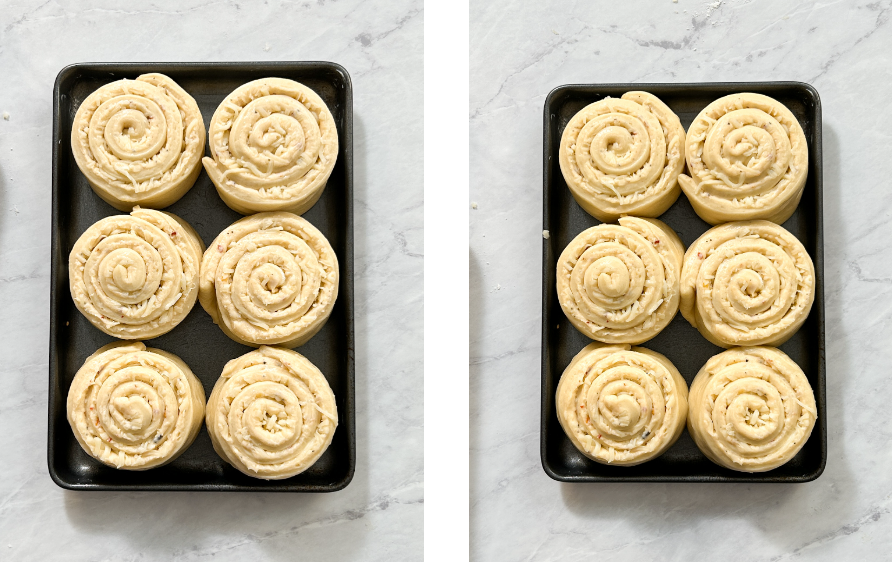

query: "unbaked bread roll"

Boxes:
[206, 346, 337, 480]
[688, 347, 816, 472]
[557, 217, 684, 344]
[558, 91, 685, 222]
[71, 73, 206, 211]
[678, 93, 808, 225]
[202, 78, 339, 215]
[556, 342, 688, 465]
[679, 220, 815, 348]
[69, 207, 203, 339]
[199, 212, 338, 347]
[67, 341, 206, 470]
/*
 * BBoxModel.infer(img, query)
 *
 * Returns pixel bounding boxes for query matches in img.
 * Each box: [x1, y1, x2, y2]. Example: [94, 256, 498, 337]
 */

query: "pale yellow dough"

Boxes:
[558, 91, 685, 222]
[71, 73, 206, 211]
[678, 93, 808, 225]
[69, 207, 204, 339]
[679, 220, 815, 348]
[557, 217, 684, 344]
[206, 346, 337, 480]
[556, 342, 688, 466]
[688, 347, 816, 472]
[199, 212, 338, 348]
[67, 342, 206, 470]
[202, 78, 339, 215]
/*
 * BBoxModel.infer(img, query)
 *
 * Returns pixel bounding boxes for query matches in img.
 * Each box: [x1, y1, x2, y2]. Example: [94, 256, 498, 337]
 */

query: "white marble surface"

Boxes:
[471, 1, 892, 560]
[0, 1, 422, 560]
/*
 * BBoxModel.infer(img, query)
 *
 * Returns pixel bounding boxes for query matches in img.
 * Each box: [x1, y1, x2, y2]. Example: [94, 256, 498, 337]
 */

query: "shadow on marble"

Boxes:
[0, 169, 8, 248]
[469, 249, 484, 539]
[58, 115, 380, 562]
[555, 124, 855, 548]
[468, 248, 486, 474]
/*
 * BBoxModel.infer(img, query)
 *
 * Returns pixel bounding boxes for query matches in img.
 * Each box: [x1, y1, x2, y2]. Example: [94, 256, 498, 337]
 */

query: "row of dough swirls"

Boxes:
[69, 210, 338, 347]
[559, 91, 808, 225]
[67, 342, 337, 478]
[556, 344, 816, 471]
[71, 74, 338, 215]
[556, 218, 814, 347]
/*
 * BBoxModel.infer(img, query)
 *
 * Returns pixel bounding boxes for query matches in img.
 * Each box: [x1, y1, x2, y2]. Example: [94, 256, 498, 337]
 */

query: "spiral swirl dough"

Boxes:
[206, 346, 337, 479]
[556, 342, 688, 465]
[199, 212, 339, 348]
[66, 342, 206, 470]
[70, 73, 206, 211]
[202, 78, 339, 215]
[688, 347, 816, 472]
[679, 220, 815, 348]
[557, 217, 684, 344]
[678, 93, 808, 225]
[69, 207, 204, 339]
[558, 91, 686, 222]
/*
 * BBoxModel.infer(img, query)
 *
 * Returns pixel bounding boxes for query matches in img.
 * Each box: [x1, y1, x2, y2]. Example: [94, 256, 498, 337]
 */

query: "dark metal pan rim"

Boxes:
[49, 61, 356, 492]
[540, 80, 826, 483]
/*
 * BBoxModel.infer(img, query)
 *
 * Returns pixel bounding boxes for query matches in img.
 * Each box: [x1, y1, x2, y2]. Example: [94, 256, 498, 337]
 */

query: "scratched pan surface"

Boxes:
[49, 62, 355, 492]
[541, 82, 825, 483]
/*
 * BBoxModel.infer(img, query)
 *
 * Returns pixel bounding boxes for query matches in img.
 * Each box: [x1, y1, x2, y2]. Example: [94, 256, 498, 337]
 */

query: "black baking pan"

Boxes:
[541, 82, 825, 483]
[49, 62, 355, 492]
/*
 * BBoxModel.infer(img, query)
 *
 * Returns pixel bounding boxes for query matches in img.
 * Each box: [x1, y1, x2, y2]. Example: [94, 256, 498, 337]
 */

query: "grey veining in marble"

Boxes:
[0, 1, 422, 560]
[471, 0, 892, 560]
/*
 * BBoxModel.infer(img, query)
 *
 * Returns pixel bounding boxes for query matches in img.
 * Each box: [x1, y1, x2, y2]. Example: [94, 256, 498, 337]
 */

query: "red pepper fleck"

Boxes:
[654, 239, 660, 245]
[217, 244, 225, 252]
[697, 252, 703, 259]
[170, 231, 177, 236]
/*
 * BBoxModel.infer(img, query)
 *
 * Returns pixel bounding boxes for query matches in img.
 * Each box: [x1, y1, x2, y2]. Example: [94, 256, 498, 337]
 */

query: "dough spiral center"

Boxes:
[102, 103, 166, 162]
[83, 226, 179, 321]
[575, 108, 664, 195]
[587, 254, 634, 300]
[231, 379, 302, 451]
[702, 239, 797, 332]
[722, 253, 779, 316]
[571, 238, 658, 327]
[584, 365, 660, 445]
[94, 363, 179, 451]
[89, 93, 182, 183]
[224, 235, 318, 325]
[586, 117, 653, 176]
[229, 95, 321, 181]
[101, 247, 152, 297]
